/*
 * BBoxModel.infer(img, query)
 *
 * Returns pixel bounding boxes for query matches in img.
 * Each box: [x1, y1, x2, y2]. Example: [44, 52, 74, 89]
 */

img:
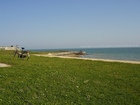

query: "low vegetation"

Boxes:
[0, 50, 140, 105]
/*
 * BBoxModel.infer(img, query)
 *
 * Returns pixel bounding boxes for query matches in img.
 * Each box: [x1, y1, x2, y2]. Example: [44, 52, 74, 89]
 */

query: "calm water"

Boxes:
[30, 47, 140, 61]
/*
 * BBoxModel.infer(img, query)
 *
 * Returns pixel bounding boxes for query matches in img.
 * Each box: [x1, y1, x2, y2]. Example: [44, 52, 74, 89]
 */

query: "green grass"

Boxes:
[0, 50, 140, 105]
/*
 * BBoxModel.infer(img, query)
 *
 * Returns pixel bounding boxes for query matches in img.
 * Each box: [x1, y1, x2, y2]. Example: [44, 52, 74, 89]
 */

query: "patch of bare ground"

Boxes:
[0, 63, 10, 67]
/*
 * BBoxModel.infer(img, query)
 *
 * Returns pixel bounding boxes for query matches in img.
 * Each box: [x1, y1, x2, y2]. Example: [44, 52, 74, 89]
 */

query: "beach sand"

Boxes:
[34, 53, 140, 64]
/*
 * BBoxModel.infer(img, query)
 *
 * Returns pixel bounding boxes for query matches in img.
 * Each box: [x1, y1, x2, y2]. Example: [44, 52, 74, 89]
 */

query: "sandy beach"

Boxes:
[34, 53, 140, 64]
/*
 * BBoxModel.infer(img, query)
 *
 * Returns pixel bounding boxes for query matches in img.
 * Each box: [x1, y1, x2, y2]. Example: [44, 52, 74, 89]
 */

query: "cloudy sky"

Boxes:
[0, 0, 140, 49]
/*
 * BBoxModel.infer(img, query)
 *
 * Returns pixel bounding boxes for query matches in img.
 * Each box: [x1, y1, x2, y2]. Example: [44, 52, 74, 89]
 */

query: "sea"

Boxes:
[29, 47, 140, 61]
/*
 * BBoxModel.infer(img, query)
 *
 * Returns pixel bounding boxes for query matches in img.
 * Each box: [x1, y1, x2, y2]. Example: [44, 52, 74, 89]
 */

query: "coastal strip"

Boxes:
[34, 54, 140, 64]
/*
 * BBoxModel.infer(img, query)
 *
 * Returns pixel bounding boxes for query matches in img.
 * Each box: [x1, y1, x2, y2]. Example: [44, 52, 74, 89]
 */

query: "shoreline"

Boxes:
[34, 54, 140, 64]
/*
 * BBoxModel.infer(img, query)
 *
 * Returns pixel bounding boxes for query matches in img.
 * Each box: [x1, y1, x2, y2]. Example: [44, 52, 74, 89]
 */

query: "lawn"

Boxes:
[0, 50, 140, 105]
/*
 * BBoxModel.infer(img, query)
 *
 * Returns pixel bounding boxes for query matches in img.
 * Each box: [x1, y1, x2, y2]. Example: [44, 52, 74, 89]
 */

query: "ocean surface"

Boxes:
[30, 47, 140, 61]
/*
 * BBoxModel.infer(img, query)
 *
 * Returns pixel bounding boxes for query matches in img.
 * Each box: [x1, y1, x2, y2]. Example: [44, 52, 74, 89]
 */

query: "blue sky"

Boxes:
[0, 0, 140, 49]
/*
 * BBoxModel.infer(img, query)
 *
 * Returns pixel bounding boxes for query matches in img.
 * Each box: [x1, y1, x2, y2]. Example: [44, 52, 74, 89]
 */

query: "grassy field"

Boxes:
[0, 50, 140, 105]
